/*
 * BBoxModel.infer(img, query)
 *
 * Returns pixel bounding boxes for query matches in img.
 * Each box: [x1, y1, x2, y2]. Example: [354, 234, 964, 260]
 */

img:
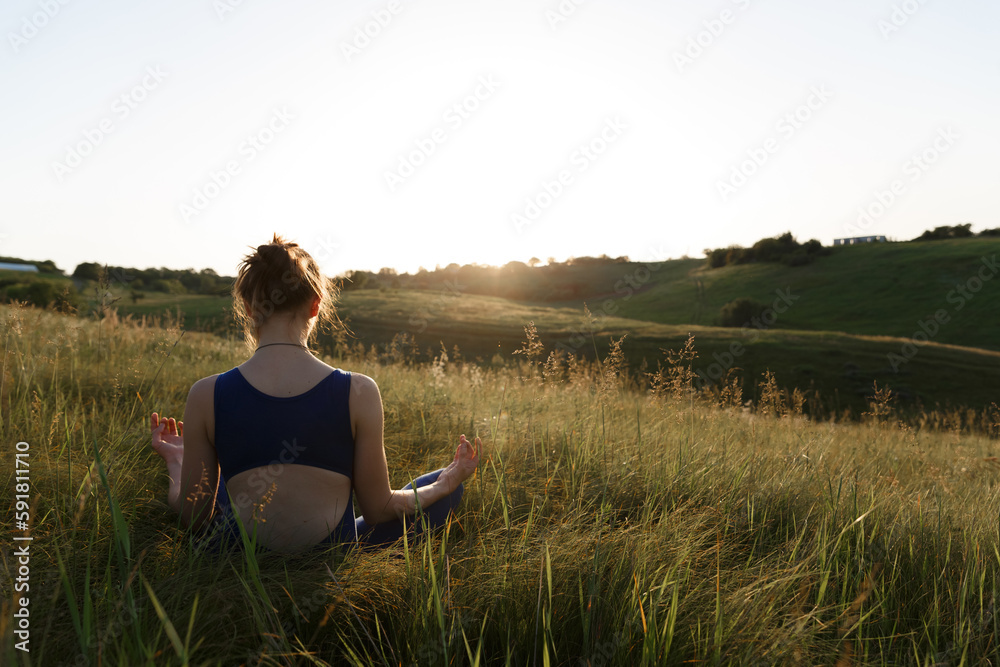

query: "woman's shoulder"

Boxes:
[334, 370, 378, 409]
[305, 359, 376, 398]
[188, 373, 222, 399]
[313, 360, 368, 386]
[345, 371, 378, 395]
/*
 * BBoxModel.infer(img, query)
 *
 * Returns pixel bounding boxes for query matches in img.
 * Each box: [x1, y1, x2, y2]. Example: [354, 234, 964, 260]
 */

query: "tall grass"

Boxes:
[2, 301, 1000, 665]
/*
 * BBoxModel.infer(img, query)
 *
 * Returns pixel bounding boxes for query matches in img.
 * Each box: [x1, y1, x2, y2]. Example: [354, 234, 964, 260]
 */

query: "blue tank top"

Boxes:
[213, 367, 354, 482]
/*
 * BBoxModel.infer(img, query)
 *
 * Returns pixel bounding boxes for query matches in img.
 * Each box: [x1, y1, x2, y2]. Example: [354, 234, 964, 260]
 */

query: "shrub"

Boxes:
[718, 297, 766, 327]
[913, 224, 973, 241]
[705, 233, 828, 269]
[150, 278, 187, 294]
[3, 280, 80, 312]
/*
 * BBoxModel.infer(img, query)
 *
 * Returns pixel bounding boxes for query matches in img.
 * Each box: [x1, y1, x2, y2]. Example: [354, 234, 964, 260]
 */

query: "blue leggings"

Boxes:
[355, 469, 465, 547]
[201, 469, 464, 553]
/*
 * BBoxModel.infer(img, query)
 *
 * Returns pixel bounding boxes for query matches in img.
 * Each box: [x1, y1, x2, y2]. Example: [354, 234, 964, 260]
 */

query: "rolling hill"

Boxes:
[8, 237, 1000, 418]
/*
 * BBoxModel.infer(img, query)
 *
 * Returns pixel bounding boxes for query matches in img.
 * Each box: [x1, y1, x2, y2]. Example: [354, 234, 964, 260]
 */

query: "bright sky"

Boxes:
[1, 0, 997, 277]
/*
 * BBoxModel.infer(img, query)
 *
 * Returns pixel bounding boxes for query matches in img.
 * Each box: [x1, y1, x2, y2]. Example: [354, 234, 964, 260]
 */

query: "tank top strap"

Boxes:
[328, 369, 353, 442]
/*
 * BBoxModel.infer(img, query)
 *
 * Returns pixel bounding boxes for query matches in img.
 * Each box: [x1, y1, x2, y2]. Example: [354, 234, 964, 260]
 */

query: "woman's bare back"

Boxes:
[222, 351, 355, 552]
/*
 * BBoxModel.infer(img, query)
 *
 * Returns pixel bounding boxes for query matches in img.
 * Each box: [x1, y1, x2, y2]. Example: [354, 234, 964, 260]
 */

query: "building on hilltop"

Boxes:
[0, 262, 39, 272]
[833, 236, 887, 246]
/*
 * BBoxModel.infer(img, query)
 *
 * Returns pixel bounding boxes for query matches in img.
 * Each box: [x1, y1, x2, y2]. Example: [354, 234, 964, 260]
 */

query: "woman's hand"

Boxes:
[438, 434, 481, 493]
[150, 412, 184, 468]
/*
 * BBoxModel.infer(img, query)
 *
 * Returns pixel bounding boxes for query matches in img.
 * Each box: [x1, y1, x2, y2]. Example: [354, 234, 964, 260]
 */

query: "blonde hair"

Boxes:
[232, 234, 338, 349]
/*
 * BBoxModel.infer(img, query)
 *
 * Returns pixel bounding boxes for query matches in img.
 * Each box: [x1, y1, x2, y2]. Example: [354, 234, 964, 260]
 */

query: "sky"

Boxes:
[1, 0, 997, 277]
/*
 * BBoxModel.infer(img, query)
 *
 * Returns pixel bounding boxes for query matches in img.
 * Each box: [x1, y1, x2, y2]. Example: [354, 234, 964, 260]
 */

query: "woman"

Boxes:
[149, 235, 480, 553]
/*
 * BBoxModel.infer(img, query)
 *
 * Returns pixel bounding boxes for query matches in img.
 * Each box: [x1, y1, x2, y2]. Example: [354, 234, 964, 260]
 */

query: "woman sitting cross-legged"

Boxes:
[149, 234, 480, 554]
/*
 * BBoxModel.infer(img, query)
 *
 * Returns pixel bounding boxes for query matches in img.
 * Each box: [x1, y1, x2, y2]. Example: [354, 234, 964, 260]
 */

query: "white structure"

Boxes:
[0, 262, 38, 272]
[833, 236, 887, 246]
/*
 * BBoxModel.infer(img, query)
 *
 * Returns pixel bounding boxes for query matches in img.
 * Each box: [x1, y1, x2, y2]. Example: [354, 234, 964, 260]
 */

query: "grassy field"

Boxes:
[4, 302, 1000, 665]
[106, 286, 1000, 422]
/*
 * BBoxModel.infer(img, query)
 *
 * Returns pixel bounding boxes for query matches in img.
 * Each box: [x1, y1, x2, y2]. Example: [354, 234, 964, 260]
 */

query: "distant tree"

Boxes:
[339, 270, 370, 291]
[151, 278, 186, 294]
[752, 233, 798, 262]
[198, 274, 217, 293]
[73, 262, 102, 281]
[705, 232, 828, 269]
[913, 223, 973, 242]
[569, 255, 618, 266]
[705, 247, 730, 269]
[979, 228, 1000, 237]
[528, 257, 541, 268]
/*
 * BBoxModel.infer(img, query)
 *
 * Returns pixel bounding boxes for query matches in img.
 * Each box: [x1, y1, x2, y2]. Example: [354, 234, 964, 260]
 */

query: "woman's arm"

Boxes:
[351, 373, 479, 525]
[150, 377, 219, 530]
[150, 413, 184, 513]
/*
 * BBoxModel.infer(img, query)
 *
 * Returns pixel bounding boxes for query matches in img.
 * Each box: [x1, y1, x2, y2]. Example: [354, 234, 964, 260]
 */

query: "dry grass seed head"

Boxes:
[513, 321, 545, 381]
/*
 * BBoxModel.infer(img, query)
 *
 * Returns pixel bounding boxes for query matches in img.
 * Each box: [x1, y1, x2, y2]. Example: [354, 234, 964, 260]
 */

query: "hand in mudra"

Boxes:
[150, 412, 184, 467]
[439, 434, 481, 492]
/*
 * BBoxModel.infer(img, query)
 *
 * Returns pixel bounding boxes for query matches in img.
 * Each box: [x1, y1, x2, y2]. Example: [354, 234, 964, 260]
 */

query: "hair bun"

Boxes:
[256, 243, 287, 265]
[233, 233, 338, 351]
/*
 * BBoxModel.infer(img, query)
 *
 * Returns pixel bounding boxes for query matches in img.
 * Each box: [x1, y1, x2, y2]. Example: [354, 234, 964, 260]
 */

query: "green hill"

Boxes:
[614, 238, 1000, 350]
